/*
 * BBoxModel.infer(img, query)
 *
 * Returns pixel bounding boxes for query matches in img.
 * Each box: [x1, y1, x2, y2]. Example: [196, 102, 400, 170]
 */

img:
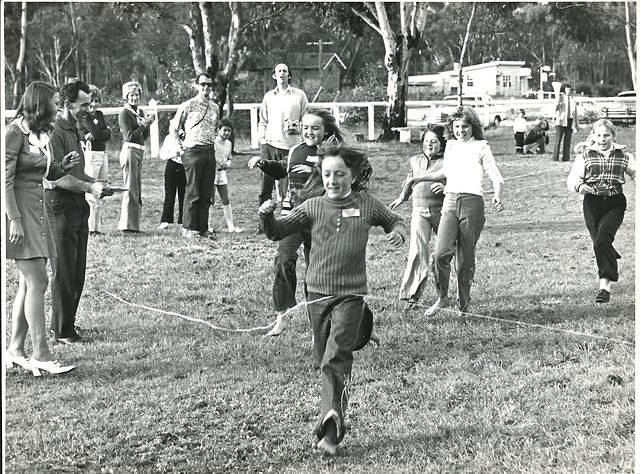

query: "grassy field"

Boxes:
[3, 125, 635, 473]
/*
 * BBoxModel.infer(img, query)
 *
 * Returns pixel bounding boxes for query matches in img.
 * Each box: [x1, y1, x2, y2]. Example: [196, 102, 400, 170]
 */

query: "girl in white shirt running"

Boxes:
[426, 106, 504, 316]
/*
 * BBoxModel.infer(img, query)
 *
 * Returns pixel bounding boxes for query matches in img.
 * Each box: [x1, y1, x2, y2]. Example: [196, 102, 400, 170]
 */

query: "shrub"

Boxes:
[574, 82, 593, 96]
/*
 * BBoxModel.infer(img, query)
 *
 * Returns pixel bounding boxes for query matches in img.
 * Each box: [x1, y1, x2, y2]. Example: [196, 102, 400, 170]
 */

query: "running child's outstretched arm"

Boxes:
[259, 198, 311, 241]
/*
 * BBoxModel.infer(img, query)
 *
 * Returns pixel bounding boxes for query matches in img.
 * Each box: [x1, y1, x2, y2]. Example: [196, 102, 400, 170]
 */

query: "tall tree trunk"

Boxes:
[624, 0, 637, 89]
[86, 49, 92, 85]
[69, 2, 81, 80]
[182, 2, 205, 75]
[13, 1, 28, 107]
[457, 2, 477, 105]
[217, 1, 242, 115]
[199, 2, 217, 71]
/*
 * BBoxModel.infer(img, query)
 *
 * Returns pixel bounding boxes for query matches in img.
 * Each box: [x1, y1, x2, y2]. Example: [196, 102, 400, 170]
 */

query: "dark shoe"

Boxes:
[199, 231, 217, 241]
[89, 231, 104, 236]
[595, 289, 610, 304]
[57, 335, 83, 345]
[317, 418, 338, 456]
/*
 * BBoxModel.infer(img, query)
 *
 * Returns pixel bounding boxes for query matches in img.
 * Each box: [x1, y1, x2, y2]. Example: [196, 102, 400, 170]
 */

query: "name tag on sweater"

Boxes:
[306, 155, 319, 164]
[342, 208, 360, 217]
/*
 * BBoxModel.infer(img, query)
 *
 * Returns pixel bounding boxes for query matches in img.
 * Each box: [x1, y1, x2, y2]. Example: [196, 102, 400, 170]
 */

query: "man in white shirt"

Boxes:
[552, 85, 579, 162]
[253, 63, 308, 232]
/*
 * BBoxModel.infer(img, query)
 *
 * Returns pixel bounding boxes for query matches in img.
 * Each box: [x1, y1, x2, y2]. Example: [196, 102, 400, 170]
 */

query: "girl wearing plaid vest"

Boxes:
[567, 119, 636, 303]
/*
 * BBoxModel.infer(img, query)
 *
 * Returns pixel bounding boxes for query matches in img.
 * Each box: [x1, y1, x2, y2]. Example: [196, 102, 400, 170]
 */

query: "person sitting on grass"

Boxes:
[259, 144, 406, 456]
[567, 118, 635, 304]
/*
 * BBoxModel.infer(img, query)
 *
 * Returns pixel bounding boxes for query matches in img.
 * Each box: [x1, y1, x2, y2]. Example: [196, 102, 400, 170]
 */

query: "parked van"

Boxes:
[440, 95, 509, 127]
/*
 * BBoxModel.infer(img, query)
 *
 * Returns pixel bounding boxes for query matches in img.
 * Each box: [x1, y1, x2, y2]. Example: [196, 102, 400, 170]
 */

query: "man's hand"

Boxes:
[9, 218, 25, 246]
[248, 156, 262, 169]
[259, 199, 277, 216]
[89, 181, 112, 199]
[61, 151, 81, 171]
[387, 230, 404, 247]
[84, 132, 94, 141]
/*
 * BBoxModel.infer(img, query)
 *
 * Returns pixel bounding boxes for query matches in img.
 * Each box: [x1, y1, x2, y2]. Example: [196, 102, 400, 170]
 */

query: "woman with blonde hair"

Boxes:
[118, 80, 155, 233]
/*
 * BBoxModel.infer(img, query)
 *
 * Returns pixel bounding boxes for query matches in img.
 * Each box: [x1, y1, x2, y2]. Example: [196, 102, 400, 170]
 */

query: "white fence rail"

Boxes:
[4, 97, 629, 157]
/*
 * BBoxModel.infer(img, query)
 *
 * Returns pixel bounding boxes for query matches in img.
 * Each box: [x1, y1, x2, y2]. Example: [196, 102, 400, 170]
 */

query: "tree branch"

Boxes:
[239, 5, 287, 33]
[351, 5, 382, 36]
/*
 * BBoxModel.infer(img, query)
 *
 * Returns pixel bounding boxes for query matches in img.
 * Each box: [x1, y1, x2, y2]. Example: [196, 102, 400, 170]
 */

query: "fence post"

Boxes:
[148, 99, 159, 158]
[250, 105, 259, 149]
[333, 104, 341, 126]
[368, 103, 375, 141]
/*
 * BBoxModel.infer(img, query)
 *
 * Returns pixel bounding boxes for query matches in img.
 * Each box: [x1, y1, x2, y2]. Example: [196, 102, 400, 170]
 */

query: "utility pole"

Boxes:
[306, 39, 334, 79]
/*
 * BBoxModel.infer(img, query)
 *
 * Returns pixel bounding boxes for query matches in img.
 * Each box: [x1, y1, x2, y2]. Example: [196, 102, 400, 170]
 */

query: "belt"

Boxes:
[124, 142, 145, 150]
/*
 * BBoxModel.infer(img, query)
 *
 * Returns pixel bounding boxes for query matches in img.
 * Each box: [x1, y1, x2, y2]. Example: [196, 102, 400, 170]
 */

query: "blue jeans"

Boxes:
[432, 193, 485, 311]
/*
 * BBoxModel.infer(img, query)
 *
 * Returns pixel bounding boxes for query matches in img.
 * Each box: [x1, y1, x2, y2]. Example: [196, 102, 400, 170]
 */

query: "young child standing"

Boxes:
[390, 125, 447, 306]
[212, 118, 242, 233]
[427, 106, 504, 316]
[259, 145, 406, 456]
[513, 109, 527, 154]
[249, 110, 343, 337]
[567, 119, 635, 303]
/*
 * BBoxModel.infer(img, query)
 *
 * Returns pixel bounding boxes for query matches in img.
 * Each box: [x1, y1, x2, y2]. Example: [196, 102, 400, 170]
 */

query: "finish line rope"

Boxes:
[100, 290, 633, 346]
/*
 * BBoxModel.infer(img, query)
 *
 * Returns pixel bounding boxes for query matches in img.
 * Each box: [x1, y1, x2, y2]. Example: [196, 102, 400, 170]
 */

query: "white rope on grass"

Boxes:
[363, 294, 634, 347]
[101, 290, 633, 346]
[504, 169, 558, 181]
[515, 179, 566, 192]
[100, 290, 335, 334]
[101, 290, 276, 333]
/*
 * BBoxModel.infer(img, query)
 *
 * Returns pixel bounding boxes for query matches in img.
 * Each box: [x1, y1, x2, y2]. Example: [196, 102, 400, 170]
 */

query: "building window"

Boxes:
[466, 75, 473, 87]
[502, 75, 512, 88]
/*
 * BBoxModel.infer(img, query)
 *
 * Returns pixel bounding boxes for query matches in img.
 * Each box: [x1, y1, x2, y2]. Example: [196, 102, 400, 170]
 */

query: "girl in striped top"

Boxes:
[259, 145, 406, 455]
[567, 119, 636, 303]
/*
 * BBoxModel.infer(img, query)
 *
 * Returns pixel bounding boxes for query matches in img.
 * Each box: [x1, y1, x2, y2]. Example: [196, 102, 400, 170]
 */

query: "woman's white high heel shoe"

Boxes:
[6, 352, 32, 372]
[29, 359, 75, 377]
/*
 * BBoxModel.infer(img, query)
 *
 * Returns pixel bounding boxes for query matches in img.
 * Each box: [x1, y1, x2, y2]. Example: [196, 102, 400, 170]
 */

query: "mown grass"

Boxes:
[4, 125, 635, 473]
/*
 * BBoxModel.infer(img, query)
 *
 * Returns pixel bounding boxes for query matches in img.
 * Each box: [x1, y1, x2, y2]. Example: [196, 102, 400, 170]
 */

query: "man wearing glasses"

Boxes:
[170, 71, 220, 238]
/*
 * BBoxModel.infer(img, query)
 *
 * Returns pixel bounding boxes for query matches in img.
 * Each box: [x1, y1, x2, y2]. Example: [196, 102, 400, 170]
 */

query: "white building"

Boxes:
[409, 61, 532, 99]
